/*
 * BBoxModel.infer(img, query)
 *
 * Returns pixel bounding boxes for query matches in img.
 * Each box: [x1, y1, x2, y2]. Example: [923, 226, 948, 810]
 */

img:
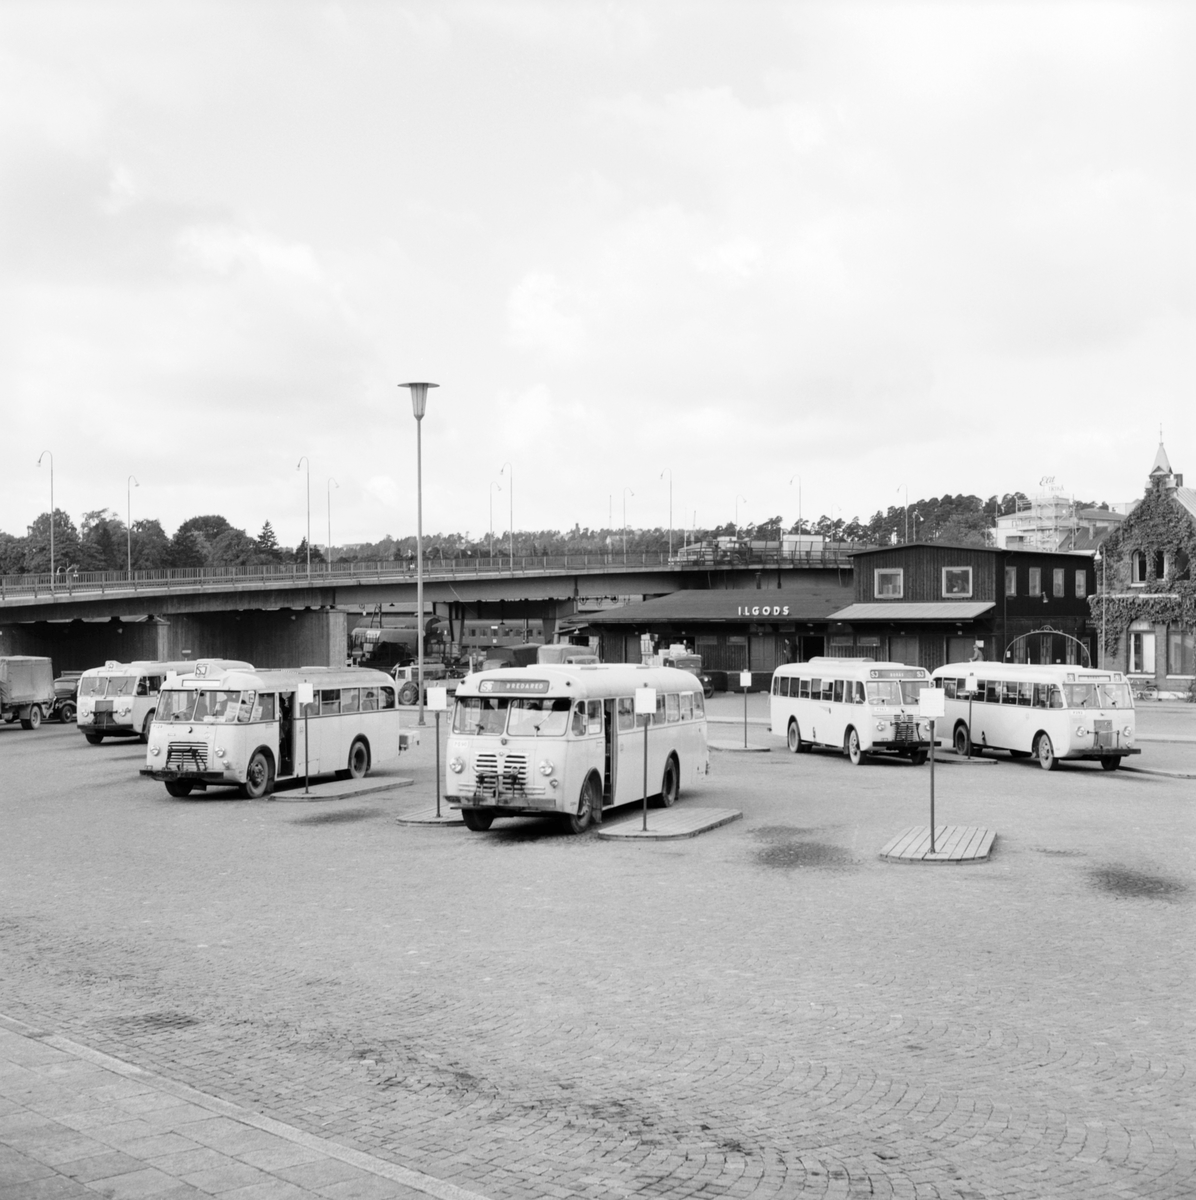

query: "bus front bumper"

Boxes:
[140, 768, 235, 786]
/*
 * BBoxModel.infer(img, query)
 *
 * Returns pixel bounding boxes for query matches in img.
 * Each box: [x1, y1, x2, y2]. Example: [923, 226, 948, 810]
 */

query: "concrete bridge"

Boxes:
[0, 549, 857, 671]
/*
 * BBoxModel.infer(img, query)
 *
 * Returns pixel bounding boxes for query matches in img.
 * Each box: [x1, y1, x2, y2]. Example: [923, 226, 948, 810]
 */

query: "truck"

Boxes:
[646, 643, 715, 699]
[0, 656, 56, 729]
[391, 662, 460, 707]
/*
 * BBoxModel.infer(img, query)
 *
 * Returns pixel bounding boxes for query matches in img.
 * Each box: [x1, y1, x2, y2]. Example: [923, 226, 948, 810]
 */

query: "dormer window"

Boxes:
[1131, 551, 1147, 586]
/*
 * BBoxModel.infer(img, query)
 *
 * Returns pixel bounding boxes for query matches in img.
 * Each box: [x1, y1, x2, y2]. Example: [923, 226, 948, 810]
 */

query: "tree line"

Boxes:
[0, 491, 1111, 574]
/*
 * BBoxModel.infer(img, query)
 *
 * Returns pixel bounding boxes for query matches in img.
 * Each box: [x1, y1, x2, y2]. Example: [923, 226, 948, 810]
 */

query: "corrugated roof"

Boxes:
[583, 580, 854, 625]
[828, 602, 995, 622]
[1174, 487, 1196, 523]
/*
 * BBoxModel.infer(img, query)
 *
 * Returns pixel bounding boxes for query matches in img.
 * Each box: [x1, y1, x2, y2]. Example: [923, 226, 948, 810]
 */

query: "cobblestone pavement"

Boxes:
[0, 716, 1193, 1199]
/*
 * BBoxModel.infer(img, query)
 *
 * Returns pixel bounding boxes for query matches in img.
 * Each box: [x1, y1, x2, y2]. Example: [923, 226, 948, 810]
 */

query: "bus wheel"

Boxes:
[786, 720, 803, 754]
[462, 809, 494, 832]
[562, 774, 597, 834]
[164, 780, 193, 797]
[20, 706, 42, 730]
[1100, 755, 1121, 771]
[347, 737, 370, 779]
[845, 727, 866, 766]
[241, 751, 274, 798]
[953, 724, 971, 756]
[658, 755, 679, 807]
[59, 701, 76, 723]
[1034, 733, 1058, 771]
[140, 711, 155, 743]
[85, 733, 104, 745]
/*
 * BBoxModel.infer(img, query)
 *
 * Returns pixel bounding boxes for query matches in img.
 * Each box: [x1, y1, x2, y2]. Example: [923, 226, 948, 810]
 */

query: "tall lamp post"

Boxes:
[661, 468, 673, 559]
[1095, 549, 1106, 668]
[37, 451, 54, 582]
[127, 475, 139, 577]
[500, 462, 513, 571]
[296, 457, 311, 576]
[622, 487, 634, 562]
[400, 381, 438, 728]
[489, 482, 502, 561]
[326, 478, 338, 567]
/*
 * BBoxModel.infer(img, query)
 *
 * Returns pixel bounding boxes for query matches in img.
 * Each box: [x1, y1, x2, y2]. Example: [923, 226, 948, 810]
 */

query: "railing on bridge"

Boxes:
[0, 546, 861, 604]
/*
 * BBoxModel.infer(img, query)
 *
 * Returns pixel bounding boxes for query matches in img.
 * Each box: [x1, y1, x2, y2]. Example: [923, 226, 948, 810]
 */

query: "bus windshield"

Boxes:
[453, 696, 511, 735]
[159, 689, 250, 723]
[106, 676, 138, 697]
[900, 679, 929, 705]
[1064, 682, 1134, 709]
[80, 675, 136, 698]
[506, 697, 571, 737]
[866, 680, 902, 705]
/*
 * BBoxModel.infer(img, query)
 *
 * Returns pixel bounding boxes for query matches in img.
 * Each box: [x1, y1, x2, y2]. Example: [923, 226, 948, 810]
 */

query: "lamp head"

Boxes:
[399, 381, 438, 420]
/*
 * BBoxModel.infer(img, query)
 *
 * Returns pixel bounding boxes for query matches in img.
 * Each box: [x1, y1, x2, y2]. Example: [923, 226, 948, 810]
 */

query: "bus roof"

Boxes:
[172, 665, 394, 691]
[775, 659, 928, 679]
[933, 662, 1120, 681]
[83, 658, 253, 677]
[457, 663, 705, 699]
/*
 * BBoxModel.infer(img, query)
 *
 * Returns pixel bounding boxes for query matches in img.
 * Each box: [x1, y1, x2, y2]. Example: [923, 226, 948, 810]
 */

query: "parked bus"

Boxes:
[142, 663, 410, 798]
[446, 664, 709, 833]
[929, 662, 1139, 770]
[77, 659, 251, 744]
[769, 658, 935, 765]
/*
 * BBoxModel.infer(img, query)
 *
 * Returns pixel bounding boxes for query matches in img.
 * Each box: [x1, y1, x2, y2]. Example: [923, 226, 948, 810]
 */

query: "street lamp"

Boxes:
[127, 475, 139, 577]
[489, 482, 502, 562]
[622, 487, 634, 562]
[296, 457, 311, 576]
[326, 478, 339, 568]
[37, 451, 54, 582]
[500, 462, 513, 571]
[400, 381, 439, 727]
[661, 468, 673, 559]
[1095, 548, 1106, 668]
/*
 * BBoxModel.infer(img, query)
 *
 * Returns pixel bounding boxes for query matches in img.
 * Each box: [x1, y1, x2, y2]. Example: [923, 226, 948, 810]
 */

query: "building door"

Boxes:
[946, 636, 973, 664]
[889, 636, 919, 666]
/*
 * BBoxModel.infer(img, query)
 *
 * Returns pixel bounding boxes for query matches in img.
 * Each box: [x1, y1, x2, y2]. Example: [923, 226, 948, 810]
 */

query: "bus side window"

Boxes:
[320, 689, 341, 715]
[136, 677, 149, 697]
[799, 678, 810, 699]
[943, 679, 957, 699]
[1017, 682, 1032, 706]
[1002, 681, 1018, 705]
[361, 687, 379, 711]
[380, 686, 396, 709]
[832, 680, 844, 704]
[572, 704, 586, 736]
[692, 692, 705, 719]
[984, 680, 1000, 704]
[252, 693, 276, 722]
[809, 678, 820, 700]
[587, 699, 603, 731]
[772, 676, 781, 696]
[654, 694, 666, 725]
[342, 688, 360, 713]
[1048, 686, 1064, 709]
[855, 681, 866, 704]
[822, 680, 834, 702]
[617, 697, 635, 731]
[680, 693, 694, 721]
[666, 694, 680, 723]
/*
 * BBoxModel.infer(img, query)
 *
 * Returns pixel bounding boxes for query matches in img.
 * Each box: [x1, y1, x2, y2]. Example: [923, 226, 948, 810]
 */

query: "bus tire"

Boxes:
[85, 732, 104, 744]
[658, 755, 679, 807]
[461, 809, 494, 832]
[20, 706, 42, 730]
[59, 701, 76, 723]
[140, 711, 155, 743]
[562, 772, 598, 834]
[845, 727, 866, 766]
[347, 737, 370, 779]
[953, 723, 971, 756]
[1034, 733, 1058, 771]
[164, 780, 193, 797]
[1100, 755, 1121, 771]
[786, 719, 804, 754]
[241, 750, 274, 798]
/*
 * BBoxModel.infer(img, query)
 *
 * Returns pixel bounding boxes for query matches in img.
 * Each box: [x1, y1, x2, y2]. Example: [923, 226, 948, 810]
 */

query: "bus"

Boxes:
[445, 664, 709, 833]
[142, 663, 410, 798]
[929, 662, 1140, 770]
[769, 658, 935, 765]
[77, 659, 251, 744]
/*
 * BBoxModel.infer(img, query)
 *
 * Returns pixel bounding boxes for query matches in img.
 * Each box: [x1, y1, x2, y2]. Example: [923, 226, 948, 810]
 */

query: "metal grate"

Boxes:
[892, 718, 918, 744]
[167, 742, 208, 771]
[471, 753, 544, 800]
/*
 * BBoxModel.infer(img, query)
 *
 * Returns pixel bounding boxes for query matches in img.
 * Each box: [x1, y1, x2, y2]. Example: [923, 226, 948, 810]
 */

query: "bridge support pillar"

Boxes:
[159, 609, 347, 669]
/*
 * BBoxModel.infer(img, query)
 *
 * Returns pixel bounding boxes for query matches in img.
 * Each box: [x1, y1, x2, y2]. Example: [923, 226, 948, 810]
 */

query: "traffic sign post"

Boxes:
[296, 682, 314, 795]
[919, 686, 946, 852]
[635, 686, 657, 831]
[427, 687, 449, 817]
[739, 670, 752, 747]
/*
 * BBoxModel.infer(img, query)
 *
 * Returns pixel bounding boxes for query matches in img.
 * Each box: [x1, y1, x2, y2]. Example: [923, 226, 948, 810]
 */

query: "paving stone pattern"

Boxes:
[0, 720, 1193, 1199]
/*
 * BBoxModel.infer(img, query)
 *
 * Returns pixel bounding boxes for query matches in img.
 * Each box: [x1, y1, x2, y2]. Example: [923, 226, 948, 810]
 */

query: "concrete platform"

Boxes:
[596, 806, 742, 840]
[395, 804, 465, 826]
[710, 740, 771, 753]
[267, 774, 413, 803]
[880, 825, 997, 864]
[931, 752, 1000, 767]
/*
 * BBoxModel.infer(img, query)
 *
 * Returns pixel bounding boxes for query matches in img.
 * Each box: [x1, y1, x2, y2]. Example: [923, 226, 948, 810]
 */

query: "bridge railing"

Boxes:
[0, 546, 861, 603]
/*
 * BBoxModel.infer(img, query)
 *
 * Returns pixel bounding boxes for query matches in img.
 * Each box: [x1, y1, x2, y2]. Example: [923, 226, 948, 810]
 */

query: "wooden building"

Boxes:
[830, 542, 1097, 670]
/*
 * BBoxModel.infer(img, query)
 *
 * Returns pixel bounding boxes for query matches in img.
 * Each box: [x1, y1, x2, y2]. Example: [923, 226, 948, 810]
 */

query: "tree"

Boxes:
[256, 521, 283, 561]
[78, 509, 127, 572]
[0, 532, 25, 574]
[292, 538, 326, 565]
[23, 510, 81, 574]
[208, 527, 261, 567]
[166, 528, 207, 569]
[130, 519, 171, 570]
[177, 515, 234, 541]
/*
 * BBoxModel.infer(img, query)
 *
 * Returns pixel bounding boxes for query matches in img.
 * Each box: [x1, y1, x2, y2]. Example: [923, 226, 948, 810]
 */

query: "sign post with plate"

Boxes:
[635, 686, 657, 831]
[918, 685, 946, 851]
[739, 669, 752, 747]
[427, 687, 449, 817]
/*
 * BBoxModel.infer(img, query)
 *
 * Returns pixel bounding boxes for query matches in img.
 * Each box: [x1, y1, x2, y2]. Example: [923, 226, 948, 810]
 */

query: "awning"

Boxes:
[583, 580, 854, 626]
[828, 602, 995, 622]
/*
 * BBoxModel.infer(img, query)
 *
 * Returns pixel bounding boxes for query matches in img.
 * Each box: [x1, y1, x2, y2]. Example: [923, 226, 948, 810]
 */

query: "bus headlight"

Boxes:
[1075, 725, 1087, 737]
[449, 757, 465, 774]
[875, 721, 888, 732]
[538, 759, 554, 777]
[150, 745, 160, 757]
[215, 748, 226, 759]
[1123, 724, 1133, 738]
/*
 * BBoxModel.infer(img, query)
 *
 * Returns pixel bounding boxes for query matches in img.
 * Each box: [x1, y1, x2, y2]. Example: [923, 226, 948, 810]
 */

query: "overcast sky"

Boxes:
[2, 2, 1193, 550]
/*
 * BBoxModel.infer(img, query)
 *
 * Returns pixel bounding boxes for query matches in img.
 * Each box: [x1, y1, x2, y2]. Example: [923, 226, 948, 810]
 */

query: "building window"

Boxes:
[1168, 628, 1195, 676]
[1005, 566, 1017, 597]
[1131, 551, 1147, 585]
[875, 568, 903, 599]
[1028, 567, 1042, 596]
[942, 567, 973, 598]
[1075, 570, 1087, 599]
[1053, 568, 1065, 597]
[1129, 621, 1156, 674]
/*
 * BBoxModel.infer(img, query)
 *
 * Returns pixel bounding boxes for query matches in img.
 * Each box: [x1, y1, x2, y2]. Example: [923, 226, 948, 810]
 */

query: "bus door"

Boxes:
[279, 693, 295, 777]
[615, 696, 644, 805]
[603, 699, 618, 807]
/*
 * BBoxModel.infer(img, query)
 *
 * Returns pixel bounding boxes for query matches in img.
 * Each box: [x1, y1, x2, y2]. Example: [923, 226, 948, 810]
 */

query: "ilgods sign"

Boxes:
[736, 604, 791, 617]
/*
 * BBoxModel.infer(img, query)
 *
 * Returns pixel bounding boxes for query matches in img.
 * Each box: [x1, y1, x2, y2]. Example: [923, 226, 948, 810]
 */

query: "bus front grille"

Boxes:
[167, 742, 209, 772]
[1093, 719, 1115, 749]
[892, 718, 918, 744]
[470, 753, 545, 801]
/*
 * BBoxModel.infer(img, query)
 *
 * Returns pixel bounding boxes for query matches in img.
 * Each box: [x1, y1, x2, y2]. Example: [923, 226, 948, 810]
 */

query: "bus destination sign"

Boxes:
[479, 679, 551, 694]
[869, 668, 926, 679]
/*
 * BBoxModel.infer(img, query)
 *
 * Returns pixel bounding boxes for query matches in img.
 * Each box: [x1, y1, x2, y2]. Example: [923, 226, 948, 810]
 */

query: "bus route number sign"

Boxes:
[479, 679, 550, 694]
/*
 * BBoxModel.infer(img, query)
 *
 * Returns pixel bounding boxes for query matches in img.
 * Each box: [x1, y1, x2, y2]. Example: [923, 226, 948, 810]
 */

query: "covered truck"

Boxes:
[0, 656, 56, 729]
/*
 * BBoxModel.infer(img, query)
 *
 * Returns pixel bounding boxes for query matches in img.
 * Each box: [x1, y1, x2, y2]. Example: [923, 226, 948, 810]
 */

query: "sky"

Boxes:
[1, 1, 1193, 551]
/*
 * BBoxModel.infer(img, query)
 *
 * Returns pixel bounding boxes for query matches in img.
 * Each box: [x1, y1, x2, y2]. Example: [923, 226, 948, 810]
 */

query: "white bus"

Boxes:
[769, 658, 935, 765]
[142, 663, 410, 798]
[77, 659, 251, 744]
[446, 664, 710, 833]
[929, 662, 1140, 770]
